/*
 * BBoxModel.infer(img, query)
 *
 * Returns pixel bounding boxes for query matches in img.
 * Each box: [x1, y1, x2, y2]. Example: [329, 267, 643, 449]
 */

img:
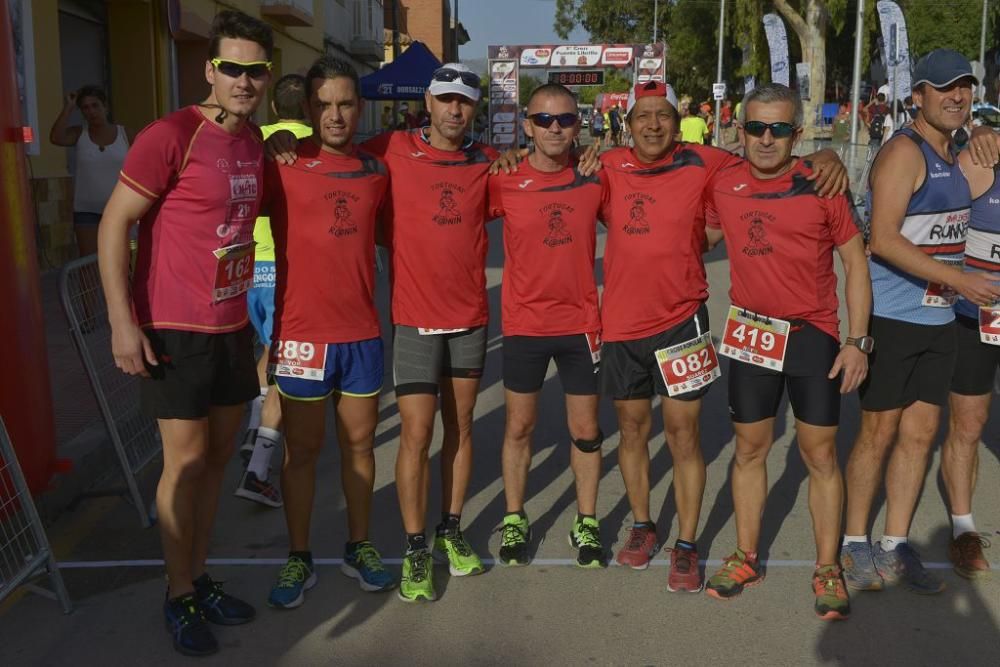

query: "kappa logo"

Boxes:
[733, 183, 748, 191]
[518, 179, 534, 189]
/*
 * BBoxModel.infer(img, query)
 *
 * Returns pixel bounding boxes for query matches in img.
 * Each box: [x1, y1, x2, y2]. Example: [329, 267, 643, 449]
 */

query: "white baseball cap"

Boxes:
[626, 81, 679, 117]
[427, 62, 482, 102]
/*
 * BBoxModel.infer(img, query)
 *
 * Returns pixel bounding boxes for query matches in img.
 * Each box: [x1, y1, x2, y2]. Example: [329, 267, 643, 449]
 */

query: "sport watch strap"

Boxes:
[845, 336, 874, 354]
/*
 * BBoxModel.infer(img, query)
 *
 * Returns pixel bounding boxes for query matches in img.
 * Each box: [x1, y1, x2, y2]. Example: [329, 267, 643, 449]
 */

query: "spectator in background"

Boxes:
[904, 95, 917, 120]
[679, 102, 710, 144]
[609, 104, 623, 146]
[49, 85, 132, 258]
[381, 105, 394, 131]
[864, 92, 890, 146]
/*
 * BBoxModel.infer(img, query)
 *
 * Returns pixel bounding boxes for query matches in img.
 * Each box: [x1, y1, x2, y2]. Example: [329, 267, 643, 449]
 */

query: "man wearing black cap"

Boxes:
[842, 49, 1000, 595]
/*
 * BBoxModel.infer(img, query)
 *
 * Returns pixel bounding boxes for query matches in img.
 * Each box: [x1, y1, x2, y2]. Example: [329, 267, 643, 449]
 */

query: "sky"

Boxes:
[458, 0, 591, 65]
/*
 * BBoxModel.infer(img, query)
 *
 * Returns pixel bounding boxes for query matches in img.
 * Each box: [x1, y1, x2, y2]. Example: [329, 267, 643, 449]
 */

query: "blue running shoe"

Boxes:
[164, 593, 218, 656]
[873, 541, 945, 594]
[839, 541, 883, 591]
[193, 573, 255, 625]
[341, 541, 396, 592]
[268, 556, 317, 609]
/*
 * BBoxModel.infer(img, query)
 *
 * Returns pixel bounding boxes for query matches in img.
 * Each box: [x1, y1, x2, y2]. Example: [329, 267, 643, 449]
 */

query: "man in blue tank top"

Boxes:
[841, 50, 1000, 594]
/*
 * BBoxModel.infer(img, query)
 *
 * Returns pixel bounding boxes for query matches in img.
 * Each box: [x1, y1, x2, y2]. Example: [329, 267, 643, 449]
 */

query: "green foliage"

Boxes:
[519, 74, 542, 107]
[899, 0, 991, 61]
[554, 0, 666, 43]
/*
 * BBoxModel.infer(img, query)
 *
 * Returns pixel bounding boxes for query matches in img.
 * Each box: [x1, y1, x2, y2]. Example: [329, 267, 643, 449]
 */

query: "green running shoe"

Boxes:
[497, 513, 531, 566]
[433, 526, 484, 576]
[568, 516, 607, 569]
[398, 548, 436, 603]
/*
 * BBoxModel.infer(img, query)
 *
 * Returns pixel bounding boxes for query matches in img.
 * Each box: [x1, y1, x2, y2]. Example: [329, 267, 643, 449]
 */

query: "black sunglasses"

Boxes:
[742, 120, 798, 138]
[529, 112, 578, 129]
[432, 67, 481, 88]
[211, 58, 272, 80]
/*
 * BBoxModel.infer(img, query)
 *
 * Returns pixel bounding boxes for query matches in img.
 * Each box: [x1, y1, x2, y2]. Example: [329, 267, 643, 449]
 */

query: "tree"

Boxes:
[578, 69, 633, 105]
[519, 74, 542, 107]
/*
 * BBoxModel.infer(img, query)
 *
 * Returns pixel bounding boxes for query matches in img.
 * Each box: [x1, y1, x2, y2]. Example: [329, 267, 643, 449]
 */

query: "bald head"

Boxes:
[527, 83, 577, 114]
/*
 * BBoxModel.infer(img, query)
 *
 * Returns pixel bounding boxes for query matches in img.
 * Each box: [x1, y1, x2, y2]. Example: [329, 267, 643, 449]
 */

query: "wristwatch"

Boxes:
[845, 336, 875, 354]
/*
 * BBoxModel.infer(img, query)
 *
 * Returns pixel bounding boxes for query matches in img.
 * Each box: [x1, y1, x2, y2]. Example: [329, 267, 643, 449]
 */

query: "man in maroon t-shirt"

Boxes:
[487, 84, 608, 569]
[98, 10, 270, 657]
[702, 83, 870, 621]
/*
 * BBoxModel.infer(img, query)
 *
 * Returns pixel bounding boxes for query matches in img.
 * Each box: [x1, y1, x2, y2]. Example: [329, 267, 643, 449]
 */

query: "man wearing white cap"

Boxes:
[599, 80, 849, 592]
[266, 62, 498, 603]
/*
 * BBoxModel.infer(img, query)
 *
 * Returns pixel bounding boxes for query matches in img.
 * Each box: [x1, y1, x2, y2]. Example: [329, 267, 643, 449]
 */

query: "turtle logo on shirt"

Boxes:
[623, 193, 654, 235]
[542, 205, 573, 247]
[741, 212, 774, 257]
[328, 197, 358, 238]
[432, 182, 464, 226]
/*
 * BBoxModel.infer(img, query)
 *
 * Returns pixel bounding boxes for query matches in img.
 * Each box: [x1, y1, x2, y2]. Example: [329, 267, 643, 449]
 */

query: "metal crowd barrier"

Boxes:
[0, 417, 72, 613]
[58, 255, 159, 528]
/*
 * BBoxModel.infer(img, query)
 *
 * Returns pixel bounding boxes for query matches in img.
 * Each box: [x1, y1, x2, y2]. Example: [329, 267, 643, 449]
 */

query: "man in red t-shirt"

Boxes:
[97, 10, 270, 656]
[260, 57, 396, 610]
[599, 81, 848, 592]
[487, 84, 608, 569]
[702, 83, 870, 621]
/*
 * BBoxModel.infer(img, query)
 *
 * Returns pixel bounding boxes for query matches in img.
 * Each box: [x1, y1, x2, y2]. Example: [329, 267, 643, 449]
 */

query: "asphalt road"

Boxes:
[2, 220, 998, 666]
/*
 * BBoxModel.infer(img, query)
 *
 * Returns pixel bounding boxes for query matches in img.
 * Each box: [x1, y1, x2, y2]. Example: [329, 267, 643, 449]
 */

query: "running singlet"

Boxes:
[955, 165, 1000, 319]
[599, 144, 741, 341]
[868, 127, 970, 325]
[120, 106, 263, 333]
[362, 129, 498, 329]
[707, 160, 860, 341]
[266, 141, 388, 344]
[254, 121, 313, 264]
[488, 161, 606, 336]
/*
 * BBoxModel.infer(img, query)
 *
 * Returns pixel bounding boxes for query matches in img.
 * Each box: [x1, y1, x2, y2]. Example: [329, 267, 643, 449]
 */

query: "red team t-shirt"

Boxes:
[120, 106, 264, 333]
[265, 140, 388, 344]
[599, 144, 741, 341]
[706, 160, 860, 340]
[362, 129, 499, 329]
[488, 162, 606, 336]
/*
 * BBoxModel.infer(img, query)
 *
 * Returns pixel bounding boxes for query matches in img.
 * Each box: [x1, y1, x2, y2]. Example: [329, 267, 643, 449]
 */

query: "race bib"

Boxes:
[417, 328, 470, 336]
[923, 257, 962, 307]
[212, 242, 255, 302]
[268, 340, 327, 381]
[718, 305, 790, 372]
[655, 331, 720, 397]
[585, 332, 602, 365]
[979, 306, 1000, 345]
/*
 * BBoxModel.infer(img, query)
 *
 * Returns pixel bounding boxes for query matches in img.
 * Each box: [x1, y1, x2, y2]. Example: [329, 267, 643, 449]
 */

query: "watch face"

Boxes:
[858, 336, 874, 353]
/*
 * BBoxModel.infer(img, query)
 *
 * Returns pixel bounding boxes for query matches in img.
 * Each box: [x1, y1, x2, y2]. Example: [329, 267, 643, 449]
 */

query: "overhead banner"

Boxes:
[762, 13, 789, 86]
[876, 1, 911, 102]
[487, 58, 519, 152]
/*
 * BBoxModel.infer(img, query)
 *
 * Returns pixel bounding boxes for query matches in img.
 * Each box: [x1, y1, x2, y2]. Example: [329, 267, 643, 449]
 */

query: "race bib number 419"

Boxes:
[268, 340, 327, 381]
[718, 305, 790, 372]
[655, 331, 720, 397]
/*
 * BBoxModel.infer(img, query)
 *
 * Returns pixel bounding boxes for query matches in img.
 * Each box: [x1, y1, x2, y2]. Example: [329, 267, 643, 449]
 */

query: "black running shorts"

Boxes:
[392, 325, 487, 396]
[502, 334, 599, 395]
[727, 322, 841, 427]
[859, 316, 956, 410]
[951, 314, 1000, 396]
[140, 326, 259, 420]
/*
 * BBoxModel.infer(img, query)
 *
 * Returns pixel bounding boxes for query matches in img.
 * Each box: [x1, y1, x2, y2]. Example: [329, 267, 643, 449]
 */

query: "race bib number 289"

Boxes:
[268, 340, 327, 381]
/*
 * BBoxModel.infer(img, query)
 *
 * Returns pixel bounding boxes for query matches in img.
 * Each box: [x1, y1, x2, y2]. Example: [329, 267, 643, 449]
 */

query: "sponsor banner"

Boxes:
[488, 43, 662, 70]
[636, 43, 666, 83]
[552, 44, 604, 67]
[601, 46, 634, 66]
[488, 59, 520, 152]
[520, 47, 551, 66]
[876, 1, 911, 103]
[762, 13, 789, 86]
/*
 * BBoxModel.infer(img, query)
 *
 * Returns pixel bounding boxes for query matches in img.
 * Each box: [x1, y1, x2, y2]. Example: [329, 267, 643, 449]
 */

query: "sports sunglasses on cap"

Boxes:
[742, 120, 798, 138]
[528, 112, 578, 129]
[431, 67, 481, 88]
[211, 58, 273, 80]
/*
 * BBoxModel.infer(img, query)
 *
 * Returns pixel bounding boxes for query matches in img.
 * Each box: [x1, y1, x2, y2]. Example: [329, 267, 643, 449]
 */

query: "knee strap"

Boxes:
[573, 429, 604, 453]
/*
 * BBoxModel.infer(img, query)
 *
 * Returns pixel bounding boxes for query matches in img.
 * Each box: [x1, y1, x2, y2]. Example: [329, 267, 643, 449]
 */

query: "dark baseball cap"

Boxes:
[911, 49, 978, 89]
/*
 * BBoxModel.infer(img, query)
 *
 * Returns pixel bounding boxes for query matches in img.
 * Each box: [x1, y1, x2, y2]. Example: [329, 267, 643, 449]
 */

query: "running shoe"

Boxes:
[341, 541, 396, 591]
[234, 469, 283, 508]
[239, 428, 257, 465]
[812, 564, 851, 621]
[164, 593, 218, 657]
[398, 548, 436, 602]
[872, 541, 945, 594]
[666, 547, 703, 592]
[949, 532, 992, 580]
[193, 574, 255, 625]
[433, 526, 484, 576]
[568, 516, 607, 569]
[840, 541, 883, 591]
[705, 549, 764, 600]
[267, 556, 317, 609]
[615, 525, 658, 570]
[497, 513, 531, 566]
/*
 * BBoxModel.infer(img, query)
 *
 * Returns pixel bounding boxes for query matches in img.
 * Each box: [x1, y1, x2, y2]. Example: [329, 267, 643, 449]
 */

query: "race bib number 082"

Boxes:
[655, 331, 720, 397]
[268, 340, 327, 381]
[718, 305, 790, 372]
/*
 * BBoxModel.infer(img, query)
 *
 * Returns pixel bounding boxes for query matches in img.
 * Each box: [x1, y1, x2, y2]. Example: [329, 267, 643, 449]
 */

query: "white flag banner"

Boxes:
[876, 1, 911, 102]
[743, 44, 756, 94]
[763, 13, 789, 86]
